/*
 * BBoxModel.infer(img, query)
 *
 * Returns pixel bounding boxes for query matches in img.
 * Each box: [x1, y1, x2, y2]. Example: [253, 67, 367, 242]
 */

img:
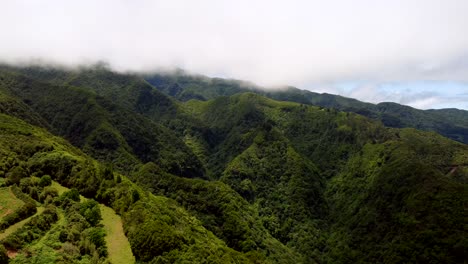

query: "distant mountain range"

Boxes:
[145, 71, 468, 144]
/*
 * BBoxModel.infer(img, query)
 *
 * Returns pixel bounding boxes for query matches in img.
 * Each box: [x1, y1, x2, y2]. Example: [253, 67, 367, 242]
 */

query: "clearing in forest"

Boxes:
[100, 204, 135, 264]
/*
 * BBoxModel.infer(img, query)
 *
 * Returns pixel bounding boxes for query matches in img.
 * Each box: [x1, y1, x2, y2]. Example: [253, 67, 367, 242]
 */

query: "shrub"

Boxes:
[39, 175, 52, 187]
[0, 202, 36, 231]
[79, 200, 102, 226]
[6, 166, 27, 185]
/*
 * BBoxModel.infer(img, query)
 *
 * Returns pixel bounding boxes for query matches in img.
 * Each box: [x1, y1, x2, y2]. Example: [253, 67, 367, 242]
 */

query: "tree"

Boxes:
[80, 200, 102, 226]
[6, 166, 27, 185]
[132, 190, 140, 203]
[39, 175, 52, 187]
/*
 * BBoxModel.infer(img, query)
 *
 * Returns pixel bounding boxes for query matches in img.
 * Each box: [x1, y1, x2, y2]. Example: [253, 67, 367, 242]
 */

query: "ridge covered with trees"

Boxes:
[0, 64, 466, 263]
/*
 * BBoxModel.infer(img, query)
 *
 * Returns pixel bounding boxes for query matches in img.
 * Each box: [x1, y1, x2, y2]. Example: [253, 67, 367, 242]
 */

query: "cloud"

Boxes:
[404, 93, 468, 110]
[0, 0, 468, 109]
[328, 82, 468, 109]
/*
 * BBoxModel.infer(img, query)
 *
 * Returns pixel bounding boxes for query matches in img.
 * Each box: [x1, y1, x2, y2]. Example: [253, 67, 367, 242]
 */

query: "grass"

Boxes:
[50, 181, 69, 196]
[0, 187, 25, 218]
[100, 204, 135, 264]
[51, 181, 87, 202]
[0, 207, 45, 241]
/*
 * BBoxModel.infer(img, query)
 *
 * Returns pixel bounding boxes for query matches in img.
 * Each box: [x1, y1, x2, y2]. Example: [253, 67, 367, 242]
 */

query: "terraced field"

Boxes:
[0, 187, 24, 218]
[0, 207, 45, 241]
[0, 180, 135, 263]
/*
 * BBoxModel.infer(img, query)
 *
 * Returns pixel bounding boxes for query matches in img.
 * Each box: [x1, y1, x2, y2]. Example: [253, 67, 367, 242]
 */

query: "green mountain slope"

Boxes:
[179, 93, 467, 263]
[325, 129, 468, 263]
[0, 67, 203, 178]
[0, 113, 265, 263]
[0, 64, 466, 263]
[144, 72, 468, 144]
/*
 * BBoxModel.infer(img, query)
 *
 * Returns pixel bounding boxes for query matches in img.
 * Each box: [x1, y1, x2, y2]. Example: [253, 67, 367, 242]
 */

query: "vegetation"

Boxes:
[132, 163, 301, 263]
[144, 71, 468, 144]
[0, 64, 466, 263]
[0, 208, 45, 242]
[100, 204, 135, 264]
[0, 65, 203, 177]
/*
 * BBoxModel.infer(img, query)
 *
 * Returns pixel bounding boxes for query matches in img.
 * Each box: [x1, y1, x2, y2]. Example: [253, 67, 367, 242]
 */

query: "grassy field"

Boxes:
[100, 204, 135, 264]
[0, 187, 25, 218]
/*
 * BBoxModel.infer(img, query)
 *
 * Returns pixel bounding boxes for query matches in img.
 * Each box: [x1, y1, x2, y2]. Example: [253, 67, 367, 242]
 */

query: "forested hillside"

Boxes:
[0, 65, 466, 263]
[145, 71, 468, 144]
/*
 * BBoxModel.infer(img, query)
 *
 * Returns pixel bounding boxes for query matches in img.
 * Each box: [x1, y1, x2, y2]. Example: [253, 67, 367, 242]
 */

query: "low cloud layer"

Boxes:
[1, 0, 468, 109]
[343, 83, 468, 109]
[310, 81, 468, 109]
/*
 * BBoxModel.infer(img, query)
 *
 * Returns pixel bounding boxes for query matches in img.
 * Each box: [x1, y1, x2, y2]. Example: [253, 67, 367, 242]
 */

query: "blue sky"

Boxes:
[327, 81, 468, 110]
[381, 82, 468, 110]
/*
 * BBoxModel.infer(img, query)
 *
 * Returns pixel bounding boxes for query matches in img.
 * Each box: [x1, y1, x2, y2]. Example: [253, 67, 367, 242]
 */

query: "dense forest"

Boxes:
[0, 64, 466, 263]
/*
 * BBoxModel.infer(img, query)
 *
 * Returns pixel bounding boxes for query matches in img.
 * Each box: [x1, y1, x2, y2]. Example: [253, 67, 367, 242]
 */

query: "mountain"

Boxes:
[144, 72, 468, 144]
[0, 65, 202, 177]
[0, 64, 466, 263]
[0, 112, 255, 263]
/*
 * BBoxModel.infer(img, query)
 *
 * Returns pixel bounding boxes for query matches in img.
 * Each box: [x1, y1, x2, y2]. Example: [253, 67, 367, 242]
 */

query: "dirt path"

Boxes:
[7, 249, 18, 258]
[100, 205, 135, 264]
[445, 164, 468, 177]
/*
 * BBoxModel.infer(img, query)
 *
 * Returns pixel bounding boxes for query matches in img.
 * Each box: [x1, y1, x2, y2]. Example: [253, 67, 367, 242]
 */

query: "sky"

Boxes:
[1, 0, 468, 110]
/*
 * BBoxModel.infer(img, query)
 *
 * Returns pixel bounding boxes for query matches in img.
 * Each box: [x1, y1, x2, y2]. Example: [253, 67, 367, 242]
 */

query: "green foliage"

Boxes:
[0, 66, 204, 178]
[59, 189, 81, 203]
[123, 196, 254, 264]
[0, 202, 36, 231]
[0, 245, 8, 264]
[79, 200, 102, 226]
[131, 164, 302, 263]
[0, 65, 467, 263]
[221, 128, 326, 262]
[324, 132, 468, 263]
[145, 71, 468, 144]
[84, 227, 107, 257]
[0, 112, 257, 262]
[5, 166, 27, 186]
[145, 71, 260, 102]
[10, 185, 37, 205]
[38, 186, 58, 204]
[2, 205, 58, 250]
[38, 175, 52, 187]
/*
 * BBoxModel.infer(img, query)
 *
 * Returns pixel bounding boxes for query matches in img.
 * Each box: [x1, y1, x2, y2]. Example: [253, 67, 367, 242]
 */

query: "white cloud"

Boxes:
[408, 97, 441, 109]
[326, 82, 468, 109]
[1, 0, 468, 109]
